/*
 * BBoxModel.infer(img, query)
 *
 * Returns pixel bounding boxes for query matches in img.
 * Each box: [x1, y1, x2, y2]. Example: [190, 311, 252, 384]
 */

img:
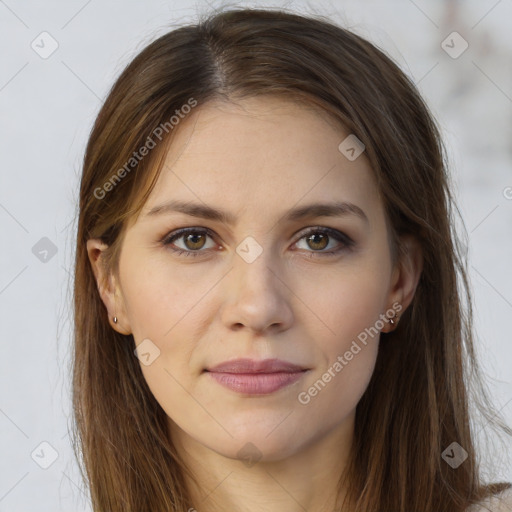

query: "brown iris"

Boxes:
[184, 233, 207, 250]
[306, 233, 329, 251]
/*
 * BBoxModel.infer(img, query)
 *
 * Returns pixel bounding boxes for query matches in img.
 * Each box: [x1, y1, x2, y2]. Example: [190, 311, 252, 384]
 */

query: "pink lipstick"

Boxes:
[205, 358, 308, 394]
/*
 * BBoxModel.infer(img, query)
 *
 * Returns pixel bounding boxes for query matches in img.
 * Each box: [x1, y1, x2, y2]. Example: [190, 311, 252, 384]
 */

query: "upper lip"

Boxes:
[206, 358, 307, 374]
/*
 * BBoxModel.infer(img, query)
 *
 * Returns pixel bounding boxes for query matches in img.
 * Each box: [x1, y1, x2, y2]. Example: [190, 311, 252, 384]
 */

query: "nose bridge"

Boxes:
[219, 232, 293, 333]
[233, 233, 279, 291]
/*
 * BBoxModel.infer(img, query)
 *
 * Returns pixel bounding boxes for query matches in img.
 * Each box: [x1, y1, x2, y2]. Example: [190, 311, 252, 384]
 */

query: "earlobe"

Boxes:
[86, 238, 132, 335]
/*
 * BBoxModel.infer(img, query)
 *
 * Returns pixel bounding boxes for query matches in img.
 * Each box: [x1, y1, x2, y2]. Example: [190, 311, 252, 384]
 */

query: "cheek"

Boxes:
[294, 257, 390, 345]
[292, 261, 388, 414]
[118, 254, 215, 404]
[297, 292, 381, 426]
[119, 252, 214, 343]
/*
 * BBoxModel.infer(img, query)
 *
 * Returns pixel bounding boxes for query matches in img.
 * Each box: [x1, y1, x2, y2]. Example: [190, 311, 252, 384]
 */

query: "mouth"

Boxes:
[204, 358, 310, 395]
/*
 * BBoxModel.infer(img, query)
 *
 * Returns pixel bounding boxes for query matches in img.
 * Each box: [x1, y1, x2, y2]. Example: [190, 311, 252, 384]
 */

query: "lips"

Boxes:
[205, 358, 309, 394]
[206, 358, 306, 373]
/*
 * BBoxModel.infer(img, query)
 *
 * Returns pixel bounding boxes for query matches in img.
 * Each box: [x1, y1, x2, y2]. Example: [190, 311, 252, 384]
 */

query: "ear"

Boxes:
[381, 235, 423, 333]
[86, 238, 132, 335]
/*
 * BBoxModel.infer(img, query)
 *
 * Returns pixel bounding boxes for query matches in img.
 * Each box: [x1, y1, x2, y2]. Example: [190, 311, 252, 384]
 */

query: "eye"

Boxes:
[161, 227, 218, 257]
[293, 227, 354, 257]
[160, 226, 353, 258]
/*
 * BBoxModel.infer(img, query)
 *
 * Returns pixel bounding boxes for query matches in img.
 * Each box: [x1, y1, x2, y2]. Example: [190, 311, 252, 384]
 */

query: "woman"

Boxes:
[72, 7, 512, 511]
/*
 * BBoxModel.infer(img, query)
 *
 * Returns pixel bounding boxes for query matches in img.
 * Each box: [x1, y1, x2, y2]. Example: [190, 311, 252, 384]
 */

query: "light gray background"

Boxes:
[1, 0, 511, 510]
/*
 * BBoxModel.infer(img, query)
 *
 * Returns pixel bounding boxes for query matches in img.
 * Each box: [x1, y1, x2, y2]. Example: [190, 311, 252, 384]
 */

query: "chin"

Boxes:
[213, 433, 304, 464]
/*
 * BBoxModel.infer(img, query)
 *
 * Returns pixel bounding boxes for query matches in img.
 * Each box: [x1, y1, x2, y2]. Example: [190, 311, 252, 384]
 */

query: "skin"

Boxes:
[88, 96, 423, 512]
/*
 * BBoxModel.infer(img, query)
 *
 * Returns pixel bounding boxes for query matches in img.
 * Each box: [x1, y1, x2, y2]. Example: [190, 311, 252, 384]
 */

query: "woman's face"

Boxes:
[90, 96, 415, 463]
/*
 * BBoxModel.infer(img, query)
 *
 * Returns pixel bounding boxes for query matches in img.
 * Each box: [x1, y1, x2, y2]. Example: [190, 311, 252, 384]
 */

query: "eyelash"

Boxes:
[160, 226, 354, 259]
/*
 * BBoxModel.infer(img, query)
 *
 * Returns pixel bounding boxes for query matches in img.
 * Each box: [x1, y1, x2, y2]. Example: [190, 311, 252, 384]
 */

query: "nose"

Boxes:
[219, 245, 294, 335]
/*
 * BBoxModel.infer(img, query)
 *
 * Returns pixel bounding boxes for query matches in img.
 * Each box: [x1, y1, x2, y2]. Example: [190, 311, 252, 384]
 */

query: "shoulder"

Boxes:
[467, 486, 512, 512]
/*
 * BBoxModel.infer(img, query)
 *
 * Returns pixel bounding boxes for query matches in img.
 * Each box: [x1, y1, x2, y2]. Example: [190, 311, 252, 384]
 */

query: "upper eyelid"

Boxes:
[162, 226, 216, 243]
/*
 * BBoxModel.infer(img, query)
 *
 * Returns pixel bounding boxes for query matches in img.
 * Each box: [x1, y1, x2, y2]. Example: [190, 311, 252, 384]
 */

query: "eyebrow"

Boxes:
[145, 199, 369, 225]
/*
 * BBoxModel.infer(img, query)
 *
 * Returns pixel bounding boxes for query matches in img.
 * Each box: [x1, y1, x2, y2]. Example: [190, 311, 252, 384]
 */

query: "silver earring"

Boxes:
[113, 316, 118, 324]
[389, 313, 400, 325]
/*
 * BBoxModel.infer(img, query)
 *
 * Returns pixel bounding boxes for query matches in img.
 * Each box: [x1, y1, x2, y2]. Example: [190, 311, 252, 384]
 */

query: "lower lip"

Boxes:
[206, 371, 306, 394]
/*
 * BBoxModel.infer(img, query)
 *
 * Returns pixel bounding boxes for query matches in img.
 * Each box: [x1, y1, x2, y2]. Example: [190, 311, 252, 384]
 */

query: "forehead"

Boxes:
[138, 96, 383, 227]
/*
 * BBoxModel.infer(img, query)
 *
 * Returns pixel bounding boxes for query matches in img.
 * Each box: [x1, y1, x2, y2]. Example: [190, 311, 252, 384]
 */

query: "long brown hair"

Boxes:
[72, 7, 511, 511]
